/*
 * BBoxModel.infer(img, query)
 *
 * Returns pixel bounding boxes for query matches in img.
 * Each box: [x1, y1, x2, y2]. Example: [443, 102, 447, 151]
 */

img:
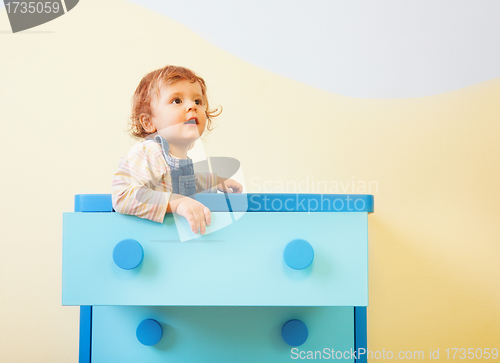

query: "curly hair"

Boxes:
[128, 65, 221, 139]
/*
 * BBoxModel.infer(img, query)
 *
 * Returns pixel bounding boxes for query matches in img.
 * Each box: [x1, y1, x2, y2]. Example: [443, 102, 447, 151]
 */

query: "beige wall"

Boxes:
[1, 0, 498, 361]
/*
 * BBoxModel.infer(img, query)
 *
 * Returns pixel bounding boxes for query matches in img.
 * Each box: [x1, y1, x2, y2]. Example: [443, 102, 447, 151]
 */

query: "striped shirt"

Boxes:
[111, 139, 218, 223]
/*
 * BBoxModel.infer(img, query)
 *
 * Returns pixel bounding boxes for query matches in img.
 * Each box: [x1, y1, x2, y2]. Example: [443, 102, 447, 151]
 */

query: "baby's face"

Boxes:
[150, 80, 207, 146]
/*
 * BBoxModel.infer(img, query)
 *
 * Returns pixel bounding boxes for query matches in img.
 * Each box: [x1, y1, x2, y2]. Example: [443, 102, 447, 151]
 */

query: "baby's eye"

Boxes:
[194, 99, 203, 105]
[171, 98, 182, 104]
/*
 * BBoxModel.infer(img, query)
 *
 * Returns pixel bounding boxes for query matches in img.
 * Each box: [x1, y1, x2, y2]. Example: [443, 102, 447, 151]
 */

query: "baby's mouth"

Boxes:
[184, 118, 198, 125]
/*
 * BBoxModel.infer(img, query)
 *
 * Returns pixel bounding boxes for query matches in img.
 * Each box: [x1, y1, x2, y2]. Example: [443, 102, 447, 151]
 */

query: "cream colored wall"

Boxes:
[0, 0, 498, 361]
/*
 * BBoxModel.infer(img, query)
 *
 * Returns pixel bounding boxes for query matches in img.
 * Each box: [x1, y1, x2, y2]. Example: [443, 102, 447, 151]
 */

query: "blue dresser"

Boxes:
[63, 193, 373, 363]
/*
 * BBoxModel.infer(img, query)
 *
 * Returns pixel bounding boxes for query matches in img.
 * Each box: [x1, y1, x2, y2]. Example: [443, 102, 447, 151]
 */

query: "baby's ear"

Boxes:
[140, 116, 156, 133]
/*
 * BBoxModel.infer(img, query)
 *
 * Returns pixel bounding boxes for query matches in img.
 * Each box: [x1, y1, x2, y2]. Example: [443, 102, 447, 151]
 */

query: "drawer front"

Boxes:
[92, 306, 355, 363]
[63, 212, 367, 306]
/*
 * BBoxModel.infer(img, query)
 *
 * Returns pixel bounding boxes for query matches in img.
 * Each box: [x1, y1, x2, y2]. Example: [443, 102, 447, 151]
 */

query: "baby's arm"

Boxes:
[194, 171, 218, 193]
[112, 142, 211, 234]
[194, 172, 242, 194]
[111, 142, 171, 223]
[216, 176, 243, 193]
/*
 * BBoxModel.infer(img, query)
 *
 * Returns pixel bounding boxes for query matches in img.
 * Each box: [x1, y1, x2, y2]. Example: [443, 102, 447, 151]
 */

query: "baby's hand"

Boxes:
[217, 178, 243, 193]
[169, 194, 211, 235]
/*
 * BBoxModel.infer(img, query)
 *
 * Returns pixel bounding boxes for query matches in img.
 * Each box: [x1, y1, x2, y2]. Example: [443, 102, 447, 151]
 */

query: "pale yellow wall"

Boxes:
[1, 0, 498, 361]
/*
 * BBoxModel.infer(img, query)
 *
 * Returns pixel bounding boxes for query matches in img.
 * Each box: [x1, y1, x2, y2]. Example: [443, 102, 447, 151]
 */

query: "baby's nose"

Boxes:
[186, 102, 197, 111]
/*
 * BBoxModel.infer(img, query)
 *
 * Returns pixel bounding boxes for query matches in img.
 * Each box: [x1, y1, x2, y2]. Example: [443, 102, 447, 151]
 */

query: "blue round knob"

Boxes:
[284, 239, 314, 270]
[282, 319, 308, 346]
[136, 319, 163, 346]
[113, 239, 143, 270]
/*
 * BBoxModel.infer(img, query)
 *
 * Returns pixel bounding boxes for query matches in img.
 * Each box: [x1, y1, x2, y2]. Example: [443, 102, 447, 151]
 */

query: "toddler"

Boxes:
[112, 65, 242, 235]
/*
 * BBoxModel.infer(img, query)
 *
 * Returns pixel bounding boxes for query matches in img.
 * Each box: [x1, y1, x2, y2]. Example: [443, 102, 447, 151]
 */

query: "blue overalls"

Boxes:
[154, 135, 197, 197]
